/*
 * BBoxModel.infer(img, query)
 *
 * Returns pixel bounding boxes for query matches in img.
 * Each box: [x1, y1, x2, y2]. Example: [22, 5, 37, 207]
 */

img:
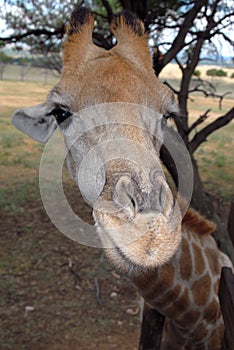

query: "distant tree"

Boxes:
[0, 51, 12, 63]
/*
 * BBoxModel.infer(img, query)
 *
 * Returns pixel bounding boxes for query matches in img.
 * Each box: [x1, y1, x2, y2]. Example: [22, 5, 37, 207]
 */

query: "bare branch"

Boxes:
[119, 0, 131, 9]
[214, 11, 234, 27]
[188, 109, 211, 133]
[68, 258, 82, 285]
[175, 56, 184, 72]
[189, 108, 234, 153]
[100, 0, 113, 23]
[92, 11, 109, 20]
[188, 85, 232, 110]
[94, 277, 102, 307]
[189, 76, 216, 93]
[210, 0, 219, 17]
[218, 92, 232, 110]
[216, 31, 234, 46]
[161, 0, 208, 71]
[0, 25, 65, 43]
[162, 80, 179, 95]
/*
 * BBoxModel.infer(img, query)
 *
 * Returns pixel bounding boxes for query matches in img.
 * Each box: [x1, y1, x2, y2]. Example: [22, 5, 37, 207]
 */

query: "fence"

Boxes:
[0, 63, 58, 84]
[139, 200, 234, 350]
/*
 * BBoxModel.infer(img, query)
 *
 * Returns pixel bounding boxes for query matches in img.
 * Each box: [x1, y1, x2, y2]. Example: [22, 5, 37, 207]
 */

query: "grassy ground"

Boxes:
[0, 71, 233, 349]
[1, 64, 58, 85]
[0, 81, 140, 350]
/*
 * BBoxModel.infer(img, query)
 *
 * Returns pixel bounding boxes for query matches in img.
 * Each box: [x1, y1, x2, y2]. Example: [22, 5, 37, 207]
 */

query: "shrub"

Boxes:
[0, 51, 12, 63]
[231, 72, 234, 78]
[193, 70, 201, 77]
[216, 69, 227, 77]
[206, 68, 227, 77]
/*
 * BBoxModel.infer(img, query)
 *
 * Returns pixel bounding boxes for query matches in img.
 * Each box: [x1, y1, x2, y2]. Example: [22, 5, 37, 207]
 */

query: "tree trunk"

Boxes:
[139, 303, 165, 350]
[191, 156, 234, 263]
[161, 128, 234, 264]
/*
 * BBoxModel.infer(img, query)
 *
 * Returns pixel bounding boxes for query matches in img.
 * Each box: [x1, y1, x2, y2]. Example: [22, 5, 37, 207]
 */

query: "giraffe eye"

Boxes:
[49, 107, 72, 124]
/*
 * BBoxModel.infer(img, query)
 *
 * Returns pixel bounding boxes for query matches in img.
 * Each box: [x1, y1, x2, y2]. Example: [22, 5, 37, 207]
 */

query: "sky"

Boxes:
[0, 0, 233, 58]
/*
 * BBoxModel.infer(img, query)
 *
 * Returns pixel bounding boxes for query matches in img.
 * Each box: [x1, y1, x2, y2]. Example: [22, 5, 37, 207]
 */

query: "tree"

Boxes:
[1, 0, 234, 257]
[0, 0, 70, 72]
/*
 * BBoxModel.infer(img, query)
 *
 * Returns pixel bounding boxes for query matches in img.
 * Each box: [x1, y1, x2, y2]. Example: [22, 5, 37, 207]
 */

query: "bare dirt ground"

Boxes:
[1, 153, 231, 350]
[0, 174, 141, 350]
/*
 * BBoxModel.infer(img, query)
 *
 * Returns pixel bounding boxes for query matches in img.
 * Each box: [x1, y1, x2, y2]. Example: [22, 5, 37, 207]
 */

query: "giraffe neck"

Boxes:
[131, 229, 229, 349]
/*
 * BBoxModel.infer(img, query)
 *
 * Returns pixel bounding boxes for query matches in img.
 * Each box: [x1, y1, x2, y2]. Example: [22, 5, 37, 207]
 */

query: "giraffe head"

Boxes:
[12, 7, 181, 271]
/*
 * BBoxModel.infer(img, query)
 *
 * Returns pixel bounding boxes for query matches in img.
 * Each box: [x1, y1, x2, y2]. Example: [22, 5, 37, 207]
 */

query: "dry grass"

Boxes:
[160, 63, 234, 81]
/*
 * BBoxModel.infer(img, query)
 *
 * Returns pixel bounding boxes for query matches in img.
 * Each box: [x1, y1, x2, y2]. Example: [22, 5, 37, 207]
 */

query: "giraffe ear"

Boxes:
[12, 103, 57, 143]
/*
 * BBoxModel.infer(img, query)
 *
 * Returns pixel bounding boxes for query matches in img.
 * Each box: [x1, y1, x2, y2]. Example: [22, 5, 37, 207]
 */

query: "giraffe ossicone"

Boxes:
[12, 6, 233, 349]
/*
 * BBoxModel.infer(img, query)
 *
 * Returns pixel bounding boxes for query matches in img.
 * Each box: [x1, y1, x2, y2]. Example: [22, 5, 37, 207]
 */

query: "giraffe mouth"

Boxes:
[94, 203, 182, 268]
[93, 173, 182, 267]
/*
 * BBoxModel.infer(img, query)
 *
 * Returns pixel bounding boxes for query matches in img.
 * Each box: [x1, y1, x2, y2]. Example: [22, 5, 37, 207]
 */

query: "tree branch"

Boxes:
[92, 11, 109, 20]
[219, 32, 234, 46]
[160, 0, 208, 72]
[100, 0, 113, 23]
[217, 92, 232, 110]
[0, 25, 65, 43]
[188, 86, 232, 110]
[119, 0, 131, 9]
[162, 80, 179, 95]
[188, 109, 211, 133]
[175, 56, 184, 72]
[188, 77, 216, 94]
[189, 108, 234, 153]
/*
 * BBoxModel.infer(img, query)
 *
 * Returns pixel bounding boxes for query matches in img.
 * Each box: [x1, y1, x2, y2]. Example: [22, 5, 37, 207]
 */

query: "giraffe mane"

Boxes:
[182, 207, 216, 236]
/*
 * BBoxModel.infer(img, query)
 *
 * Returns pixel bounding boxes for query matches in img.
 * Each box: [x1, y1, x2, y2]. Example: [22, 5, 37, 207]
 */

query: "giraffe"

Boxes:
[12, 6, 233, 350]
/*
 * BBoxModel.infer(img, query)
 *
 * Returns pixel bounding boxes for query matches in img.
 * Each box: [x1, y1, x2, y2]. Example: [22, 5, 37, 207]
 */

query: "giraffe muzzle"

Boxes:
[114, 174, 168, 217]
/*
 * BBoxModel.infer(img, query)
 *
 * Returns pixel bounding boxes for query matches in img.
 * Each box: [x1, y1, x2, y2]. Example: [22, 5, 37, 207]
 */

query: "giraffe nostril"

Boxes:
[114, 175, 169, 215]
[114, 175, 137, 217]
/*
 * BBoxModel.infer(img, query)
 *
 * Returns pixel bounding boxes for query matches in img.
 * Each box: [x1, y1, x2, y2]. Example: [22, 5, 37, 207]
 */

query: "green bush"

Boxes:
[206, 68, 227, 77]
[231, 72, 234, 78]
[193, 70, 201, 77]
[0, 51, 12, 63]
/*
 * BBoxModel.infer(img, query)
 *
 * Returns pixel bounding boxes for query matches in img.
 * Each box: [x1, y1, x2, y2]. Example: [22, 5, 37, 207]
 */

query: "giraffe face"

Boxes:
[12, 7, 181, 268]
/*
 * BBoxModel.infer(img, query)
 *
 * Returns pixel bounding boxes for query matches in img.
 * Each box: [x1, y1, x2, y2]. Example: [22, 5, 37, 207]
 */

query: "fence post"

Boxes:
[227, 199, 234, 247]
[219, 199, 234, 350]
[219, 267, 234, 350]
[139, 302, 165, 350]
